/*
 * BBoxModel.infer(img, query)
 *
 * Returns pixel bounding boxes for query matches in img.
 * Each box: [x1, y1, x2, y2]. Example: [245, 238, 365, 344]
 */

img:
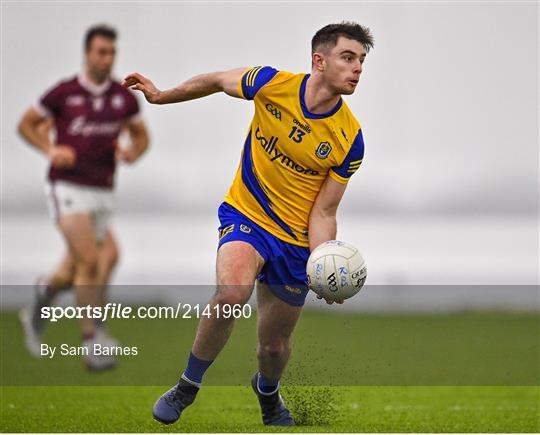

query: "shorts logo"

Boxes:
[265, 103, 282, 121]
[285, 285, 302, 294]
[219, 224, 235, 240]
[316, 142, 332, 159]
[240, 224, 252, 234]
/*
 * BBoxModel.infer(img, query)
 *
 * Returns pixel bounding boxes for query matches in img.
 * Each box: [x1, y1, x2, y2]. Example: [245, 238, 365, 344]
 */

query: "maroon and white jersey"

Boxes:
[35, 73, 140, 188]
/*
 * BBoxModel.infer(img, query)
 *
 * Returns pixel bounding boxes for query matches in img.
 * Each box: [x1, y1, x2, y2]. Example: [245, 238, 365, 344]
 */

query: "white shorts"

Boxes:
[45, 181, 115, 242]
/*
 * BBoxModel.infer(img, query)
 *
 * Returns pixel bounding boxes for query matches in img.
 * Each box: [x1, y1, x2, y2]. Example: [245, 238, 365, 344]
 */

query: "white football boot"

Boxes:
[82, 332, 118, 372]
[18, 307, 44, 358]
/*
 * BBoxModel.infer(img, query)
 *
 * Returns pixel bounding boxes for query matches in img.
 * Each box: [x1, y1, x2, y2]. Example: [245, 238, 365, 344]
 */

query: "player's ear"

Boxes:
[312, 52, 325, 72]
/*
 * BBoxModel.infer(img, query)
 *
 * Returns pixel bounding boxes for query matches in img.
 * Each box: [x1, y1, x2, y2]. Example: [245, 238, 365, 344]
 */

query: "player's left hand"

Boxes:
[316, 294, 344, 305]
[116, 146, 139, 164]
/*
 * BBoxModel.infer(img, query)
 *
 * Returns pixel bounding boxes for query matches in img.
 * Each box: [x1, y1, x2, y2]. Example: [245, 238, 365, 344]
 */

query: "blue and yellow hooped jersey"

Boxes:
[224, 66, 365, 247]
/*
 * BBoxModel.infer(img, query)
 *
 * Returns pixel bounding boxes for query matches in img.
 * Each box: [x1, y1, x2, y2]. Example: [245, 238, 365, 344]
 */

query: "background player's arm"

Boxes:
[122, 68, 248, 104]
[308, 176, 348, 252]
[117, 119, 150, 164]
[17, 107, 75, 168]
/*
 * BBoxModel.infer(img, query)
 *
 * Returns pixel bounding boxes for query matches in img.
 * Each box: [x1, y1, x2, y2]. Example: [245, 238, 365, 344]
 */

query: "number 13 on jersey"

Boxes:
[288, 126, 306, 143]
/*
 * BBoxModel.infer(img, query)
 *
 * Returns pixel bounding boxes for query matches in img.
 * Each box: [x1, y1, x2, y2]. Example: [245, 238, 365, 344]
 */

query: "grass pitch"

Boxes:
[1, 386, 538, 432]
[1, 309, 539, 432]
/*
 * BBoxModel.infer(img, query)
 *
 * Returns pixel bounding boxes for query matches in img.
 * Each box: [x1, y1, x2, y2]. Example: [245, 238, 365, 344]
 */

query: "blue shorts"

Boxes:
[217, 202, 310, 307]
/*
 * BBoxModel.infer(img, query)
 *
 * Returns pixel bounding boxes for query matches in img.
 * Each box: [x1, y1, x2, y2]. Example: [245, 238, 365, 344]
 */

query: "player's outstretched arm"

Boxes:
[122, 68, 249, 104]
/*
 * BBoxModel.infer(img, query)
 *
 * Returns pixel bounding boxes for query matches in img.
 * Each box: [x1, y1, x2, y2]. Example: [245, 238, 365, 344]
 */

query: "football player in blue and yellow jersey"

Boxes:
[124, 21, 374, 427]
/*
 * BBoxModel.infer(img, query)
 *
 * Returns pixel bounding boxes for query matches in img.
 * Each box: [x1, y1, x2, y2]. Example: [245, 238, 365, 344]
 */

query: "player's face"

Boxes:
[85, 36, 116, 82]
[323, 37, 366, 95]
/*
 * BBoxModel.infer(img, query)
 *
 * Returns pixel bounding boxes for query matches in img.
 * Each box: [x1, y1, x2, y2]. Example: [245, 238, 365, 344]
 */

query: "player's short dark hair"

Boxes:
[84, 24, 117, 51]
[312, 21, 374, 54]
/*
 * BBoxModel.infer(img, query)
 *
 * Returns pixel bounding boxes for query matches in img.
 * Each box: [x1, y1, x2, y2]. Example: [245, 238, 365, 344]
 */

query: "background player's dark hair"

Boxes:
[312, 21, 374, 54]
[84, 24, 117, 51]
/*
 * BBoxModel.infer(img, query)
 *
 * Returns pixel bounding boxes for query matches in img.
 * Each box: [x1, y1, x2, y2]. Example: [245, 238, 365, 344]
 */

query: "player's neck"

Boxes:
[304, 74, 341, 115]
[84, 68, 108, 86]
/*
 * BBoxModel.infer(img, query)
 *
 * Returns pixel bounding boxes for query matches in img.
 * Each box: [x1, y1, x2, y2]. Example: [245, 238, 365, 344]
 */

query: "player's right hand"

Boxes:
[48, 145, 76, 169]
[122, 73, 161, 104]
[316, 294, 344, 305]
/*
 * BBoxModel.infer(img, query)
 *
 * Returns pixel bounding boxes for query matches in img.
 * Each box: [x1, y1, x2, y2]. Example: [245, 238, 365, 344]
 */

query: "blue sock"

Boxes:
[182, 352, 213, 387]
[257, 372, 279, 395]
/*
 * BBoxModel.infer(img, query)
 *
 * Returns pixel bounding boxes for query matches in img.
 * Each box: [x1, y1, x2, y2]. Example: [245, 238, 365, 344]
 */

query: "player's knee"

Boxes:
[214, 287, 250, 307]
[258, 340, 289, 359]
[105, 244, 120, 269]
[51, 273, 74, 290]
[75, 253, 99, 277]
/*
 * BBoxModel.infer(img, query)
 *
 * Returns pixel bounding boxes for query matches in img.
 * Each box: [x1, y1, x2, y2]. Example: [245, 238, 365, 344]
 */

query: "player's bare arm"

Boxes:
[17, 107, 76, 169]
[117, 119, 150, 164]
[308, 176, 347, 251]
[122, 68, 248, 104]
[308, 176, 348, 304]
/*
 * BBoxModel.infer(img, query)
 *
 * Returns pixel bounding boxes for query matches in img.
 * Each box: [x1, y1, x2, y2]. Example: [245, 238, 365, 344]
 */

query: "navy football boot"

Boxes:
[251, 373, 294, 426]
[152, 381, 199, 424]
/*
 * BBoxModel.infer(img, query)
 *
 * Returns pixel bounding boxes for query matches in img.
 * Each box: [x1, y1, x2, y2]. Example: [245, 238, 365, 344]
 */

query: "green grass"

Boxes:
[1, 310, 539, 432]
[2, 310, 539, 386]
[1, 386, 538, 432]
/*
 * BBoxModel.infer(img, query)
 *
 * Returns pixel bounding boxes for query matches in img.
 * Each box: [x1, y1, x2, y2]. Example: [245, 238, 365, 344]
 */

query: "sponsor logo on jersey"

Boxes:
[67, 116, 121, 137]
[219, 224, 235, 239]
[316, 142, 332, 159]
[293, 118, 311, 134]
[240, 224, 252, 234]
[265, 103, 281, 121]
[254, 127, 319, 176]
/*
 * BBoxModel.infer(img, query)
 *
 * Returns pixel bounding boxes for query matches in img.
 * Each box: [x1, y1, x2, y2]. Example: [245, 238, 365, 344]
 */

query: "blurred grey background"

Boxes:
[1, 2, 538, 310]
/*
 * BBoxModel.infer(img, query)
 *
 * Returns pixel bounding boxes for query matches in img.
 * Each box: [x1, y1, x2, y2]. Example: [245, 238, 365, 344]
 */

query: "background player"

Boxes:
[124, 21, 372, 425]
[17, 24, 149, 371]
